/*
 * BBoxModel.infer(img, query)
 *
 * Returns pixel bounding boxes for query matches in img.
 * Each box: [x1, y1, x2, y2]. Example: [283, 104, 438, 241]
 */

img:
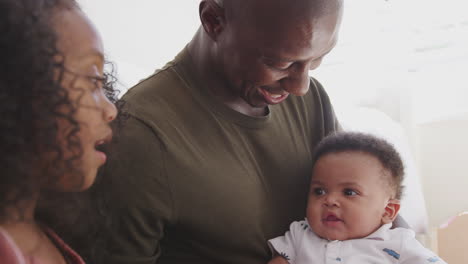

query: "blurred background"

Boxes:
[78, 0, 468, 252]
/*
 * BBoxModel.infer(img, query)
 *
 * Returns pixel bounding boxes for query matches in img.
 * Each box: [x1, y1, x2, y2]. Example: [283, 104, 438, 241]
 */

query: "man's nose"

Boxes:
[280, 62, 311, 96]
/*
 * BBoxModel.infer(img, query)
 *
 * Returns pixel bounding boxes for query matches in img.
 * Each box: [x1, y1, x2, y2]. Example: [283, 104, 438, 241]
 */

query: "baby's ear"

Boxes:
[382, 199, 401, 224]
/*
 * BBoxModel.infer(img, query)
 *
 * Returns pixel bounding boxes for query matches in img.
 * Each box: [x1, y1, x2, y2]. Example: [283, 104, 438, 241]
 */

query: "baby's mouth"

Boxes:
[324, 214, 343, 222]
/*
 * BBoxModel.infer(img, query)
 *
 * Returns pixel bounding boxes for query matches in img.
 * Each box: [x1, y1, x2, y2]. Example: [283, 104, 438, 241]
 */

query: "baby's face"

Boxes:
[306, 151, 397, 241]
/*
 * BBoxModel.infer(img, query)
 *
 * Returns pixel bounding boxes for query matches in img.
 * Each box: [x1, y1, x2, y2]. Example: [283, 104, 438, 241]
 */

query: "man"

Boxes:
[101, 0, 343, 263]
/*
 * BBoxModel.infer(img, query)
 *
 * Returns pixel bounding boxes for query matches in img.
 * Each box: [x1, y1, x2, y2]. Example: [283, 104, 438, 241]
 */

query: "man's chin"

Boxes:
[248, 101, 269, 108]
[240, 95, 269, 110]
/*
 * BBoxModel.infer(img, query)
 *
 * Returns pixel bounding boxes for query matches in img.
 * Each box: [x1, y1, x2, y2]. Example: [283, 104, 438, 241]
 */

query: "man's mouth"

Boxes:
[258, 87, 289, 104]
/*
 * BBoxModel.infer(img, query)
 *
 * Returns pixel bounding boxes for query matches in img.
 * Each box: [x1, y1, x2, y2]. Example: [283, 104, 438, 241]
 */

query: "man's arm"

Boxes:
[398, 234, 447, 264]
[99, 116, 173, 264]
[392, 215, 410, 229]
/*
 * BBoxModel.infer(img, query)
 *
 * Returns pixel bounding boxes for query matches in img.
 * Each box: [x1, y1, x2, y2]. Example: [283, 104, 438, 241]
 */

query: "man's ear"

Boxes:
[382, 199, 401, 224]
[199, 0, 225, 41]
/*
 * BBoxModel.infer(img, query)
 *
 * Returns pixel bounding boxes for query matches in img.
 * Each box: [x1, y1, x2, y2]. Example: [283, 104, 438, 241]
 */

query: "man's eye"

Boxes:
[264, 60, 292, 71]
[266, 64, 290, 71]
[313, 188, 326, 196]
[271, 64, 291, 71]
[343, 189, 358, 196]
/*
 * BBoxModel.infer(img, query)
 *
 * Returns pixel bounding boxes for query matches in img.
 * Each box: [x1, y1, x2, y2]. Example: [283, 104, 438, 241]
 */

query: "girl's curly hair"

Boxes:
[0, 0, 123, 261]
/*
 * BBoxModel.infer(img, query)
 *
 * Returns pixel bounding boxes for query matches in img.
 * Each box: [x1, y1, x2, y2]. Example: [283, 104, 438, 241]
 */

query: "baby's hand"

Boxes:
[268, 255, 290, 264]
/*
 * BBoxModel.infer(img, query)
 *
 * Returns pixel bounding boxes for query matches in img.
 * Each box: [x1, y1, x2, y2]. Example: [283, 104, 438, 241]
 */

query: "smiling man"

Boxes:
[100, 0, 343, 263]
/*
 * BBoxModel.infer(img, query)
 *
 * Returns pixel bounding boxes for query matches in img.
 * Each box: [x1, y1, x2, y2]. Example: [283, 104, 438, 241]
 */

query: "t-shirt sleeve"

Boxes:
[100, 116, 174, 264]
[399, 235, 447, 264]
[310, 77, 342, 133]
[268, 220, 308, 264]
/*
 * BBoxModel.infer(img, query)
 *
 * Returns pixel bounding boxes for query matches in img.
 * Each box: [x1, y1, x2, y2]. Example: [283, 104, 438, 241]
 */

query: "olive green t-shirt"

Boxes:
[103, 47, 339, 264]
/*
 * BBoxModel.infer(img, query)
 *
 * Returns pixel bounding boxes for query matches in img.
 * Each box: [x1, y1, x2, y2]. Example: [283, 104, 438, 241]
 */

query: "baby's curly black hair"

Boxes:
[312, 132, 405, 199]
[0, 0, 121, 261]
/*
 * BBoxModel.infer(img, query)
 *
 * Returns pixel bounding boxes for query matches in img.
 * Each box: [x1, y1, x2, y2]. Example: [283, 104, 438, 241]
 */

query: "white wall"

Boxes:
[78, 0, 200, 90]
[418, 114, 468, 227]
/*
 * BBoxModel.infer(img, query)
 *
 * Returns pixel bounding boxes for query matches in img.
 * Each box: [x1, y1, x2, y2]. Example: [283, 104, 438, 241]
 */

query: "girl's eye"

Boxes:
[313, 188, 326, 196]
[87, 76, 105, 91]
[343, 189, 358, 196]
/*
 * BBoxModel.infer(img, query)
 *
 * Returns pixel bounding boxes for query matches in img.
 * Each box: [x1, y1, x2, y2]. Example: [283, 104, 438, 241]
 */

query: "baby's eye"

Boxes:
[312, 188, 326, 196]
[343, 189, 358, 196]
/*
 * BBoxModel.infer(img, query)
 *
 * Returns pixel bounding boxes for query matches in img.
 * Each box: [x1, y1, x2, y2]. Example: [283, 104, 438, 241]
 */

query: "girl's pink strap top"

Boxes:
[0, 227, 85, 264]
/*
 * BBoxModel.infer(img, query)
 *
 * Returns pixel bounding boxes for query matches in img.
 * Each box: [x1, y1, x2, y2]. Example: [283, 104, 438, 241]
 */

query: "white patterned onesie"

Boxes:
[268, 220, 446, 264]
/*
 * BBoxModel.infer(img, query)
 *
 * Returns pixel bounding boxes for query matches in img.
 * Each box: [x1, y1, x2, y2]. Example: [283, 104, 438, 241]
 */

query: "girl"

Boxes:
[0, 0, 118, 263]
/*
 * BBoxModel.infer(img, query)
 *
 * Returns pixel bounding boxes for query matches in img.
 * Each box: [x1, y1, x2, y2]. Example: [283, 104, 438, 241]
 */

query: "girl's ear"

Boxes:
[382, 199, 401, 224]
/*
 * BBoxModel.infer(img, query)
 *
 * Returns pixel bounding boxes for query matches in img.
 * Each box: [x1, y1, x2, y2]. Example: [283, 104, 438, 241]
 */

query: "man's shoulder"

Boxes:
[122, 48, 195, 106]
[123, 64, 185, 104]
[121, 59, 197, 118]
[117, 58, 207, 134]
[308, 76, 329, 101]
[387, 226, 416, 240]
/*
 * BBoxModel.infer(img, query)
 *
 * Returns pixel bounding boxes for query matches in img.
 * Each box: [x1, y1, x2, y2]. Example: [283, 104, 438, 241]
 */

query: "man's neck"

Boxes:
[187, 29, 267, 117]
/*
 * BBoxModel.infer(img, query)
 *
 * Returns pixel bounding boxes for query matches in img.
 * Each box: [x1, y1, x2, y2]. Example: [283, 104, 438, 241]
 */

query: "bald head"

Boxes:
[213, 0, 343, 53]
[218, 0, 343, 23]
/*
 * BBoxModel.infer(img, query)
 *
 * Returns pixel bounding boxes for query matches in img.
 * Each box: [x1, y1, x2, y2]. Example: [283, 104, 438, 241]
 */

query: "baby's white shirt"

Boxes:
[268, 219, 446, 264]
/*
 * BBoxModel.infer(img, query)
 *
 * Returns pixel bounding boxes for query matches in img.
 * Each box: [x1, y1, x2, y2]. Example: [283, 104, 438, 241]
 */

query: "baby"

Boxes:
[268, 132, 446, 264]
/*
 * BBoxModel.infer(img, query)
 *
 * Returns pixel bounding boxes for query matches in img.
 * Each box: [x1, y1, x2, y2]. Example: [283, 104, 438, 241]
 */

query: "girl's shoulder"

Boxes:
[0, 227, 86, 264]
[0, 228, 27, 264]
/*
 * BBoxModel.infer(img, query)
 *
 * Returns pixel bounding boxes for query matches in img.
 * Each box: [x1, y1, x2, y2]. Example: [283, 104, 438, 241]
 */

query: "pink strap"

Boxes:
[0, 228, 27, 264]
